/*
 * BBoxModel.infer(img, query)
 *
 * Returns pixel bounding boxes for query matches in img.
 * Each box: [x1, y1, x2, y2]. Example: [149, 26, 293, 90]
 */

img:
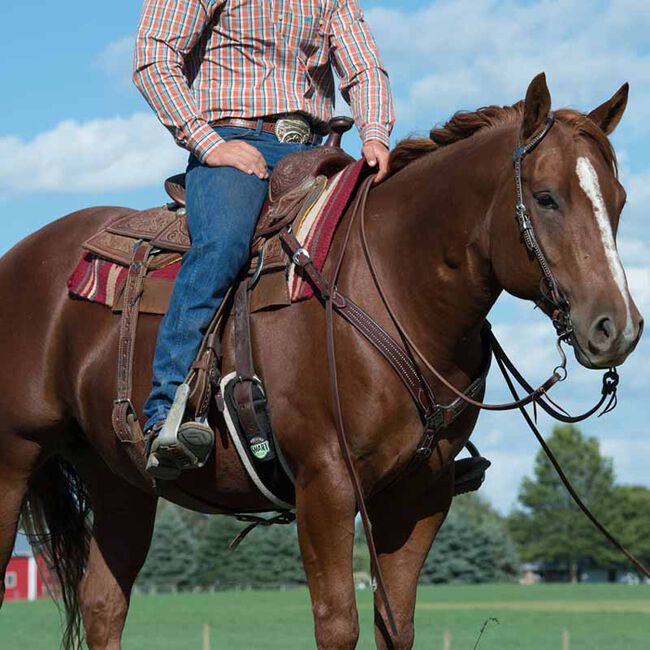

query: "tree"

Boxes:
[420, 493, 519, 584]
[612, 485, 650, 572]
[509, 425, 618, 581]
[137, 504, 198, 593]
[195, 516, 305, 590]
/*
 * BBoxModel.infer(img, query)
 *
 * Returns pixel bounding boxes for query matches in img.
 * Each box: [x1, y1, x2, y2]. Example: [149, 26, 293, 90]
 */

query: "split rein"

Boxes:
[321, 116, 649, 634]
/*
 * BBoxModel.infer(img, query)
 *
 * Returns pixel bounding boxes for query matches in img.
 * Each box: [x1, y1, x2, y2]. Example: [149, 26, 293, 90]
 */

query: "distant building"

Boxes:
[4, 533, 49, 602]
[519, 560, 643, 584]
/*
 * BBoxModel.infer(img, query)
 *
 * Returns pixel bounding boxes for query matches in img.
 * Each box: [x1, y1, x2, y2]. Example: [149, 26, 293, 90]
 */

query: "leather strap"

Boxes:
[187, 286, 233, 417]
[323, 175, 398, 637]
[357, 187, 562, 411]
[233, 282, 266, 439]
[280, 228, 331, 298]
[496, 347, 650, 578]
[331, 292, 435, 412]
[210, 117, 320, 145]
[112, 241, 151, 443]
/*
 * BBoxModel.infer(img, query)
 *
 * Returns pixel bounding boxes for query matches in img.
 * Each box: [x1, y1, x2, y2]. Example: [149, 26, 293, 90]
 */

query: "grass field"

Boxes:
[2, 584, 649, 649]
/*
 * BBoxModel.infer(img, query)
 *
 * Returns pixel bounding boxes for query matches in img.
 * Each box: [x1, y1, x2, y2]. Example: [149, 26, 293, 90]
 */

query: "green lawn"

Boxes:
[2, 584, 649, 649]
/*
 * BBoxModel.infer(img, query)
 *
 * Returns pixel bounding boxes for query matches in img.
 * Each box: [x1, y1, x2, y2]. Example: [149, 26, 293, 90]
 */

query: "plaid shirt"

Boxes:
[133, 0, 394, 163]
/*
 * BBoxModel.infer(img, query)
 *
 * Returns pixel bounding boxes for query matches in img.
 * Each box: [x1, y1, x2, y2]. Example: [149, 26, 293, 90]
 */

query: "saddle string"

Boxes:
[495, 349, 650, 578]
[325, 175, 399, 638]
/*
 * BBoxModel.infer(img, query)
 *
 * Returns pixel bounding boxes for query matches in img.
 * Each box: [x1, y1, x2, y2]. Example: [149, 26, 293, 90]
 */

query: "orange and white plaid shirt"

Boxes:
[133, 0, 395, 163]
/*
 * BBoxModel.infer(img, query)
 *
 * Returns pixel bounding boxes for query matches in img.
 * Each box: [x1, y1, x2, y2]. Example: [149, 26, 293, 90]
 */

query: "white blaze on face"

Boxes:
[576, 156, 634, 339]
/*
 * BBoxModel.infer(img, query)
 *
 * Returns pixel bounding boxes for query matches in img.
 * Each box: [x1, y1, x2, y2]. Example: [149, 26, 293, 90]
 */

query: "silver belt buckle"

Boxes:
[275, 116, 311, 144]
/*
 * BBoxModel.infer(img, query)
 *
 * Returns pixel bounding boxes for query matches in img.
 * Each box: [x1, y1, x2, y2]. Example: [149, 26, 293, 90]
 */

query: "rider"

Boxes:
[133, 0, 395, 478]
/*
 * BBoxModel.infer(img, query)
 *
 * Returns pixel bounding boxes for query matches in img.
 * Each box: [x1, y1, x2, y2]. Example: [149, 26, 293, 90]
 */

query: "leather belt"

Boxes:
[210, 117, 321, 145]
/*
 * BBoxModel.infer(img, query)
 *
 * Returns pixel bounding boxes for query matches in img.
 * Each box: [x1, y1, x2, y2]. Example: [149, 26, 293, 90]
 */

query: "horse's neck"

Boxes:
[363, 128, 515, 369]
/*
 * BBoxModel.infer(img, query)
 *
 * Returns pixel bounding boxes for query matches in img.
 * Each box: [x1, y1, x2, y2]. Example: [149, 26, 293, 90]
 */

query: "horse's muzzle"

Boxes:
[573, 313, 644, 369]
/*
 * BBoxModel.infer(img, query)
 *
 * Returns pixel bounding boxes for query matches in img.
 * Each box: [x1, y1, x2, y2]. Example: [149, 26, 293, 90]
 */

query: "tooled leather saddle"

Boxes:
[89, 117, 355, 451]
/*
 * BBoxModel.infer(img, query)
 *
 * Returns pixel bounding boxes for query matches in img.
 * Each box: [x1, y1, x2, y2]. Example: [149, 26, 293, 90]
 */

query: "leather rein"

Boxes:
[281, 115, 648, 636]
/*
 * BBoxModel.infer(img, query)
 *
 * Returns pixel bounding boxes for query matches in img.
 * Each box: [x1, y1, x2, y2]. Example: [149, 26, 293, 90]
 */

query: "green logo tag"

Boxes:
[251, 440, 271, 460]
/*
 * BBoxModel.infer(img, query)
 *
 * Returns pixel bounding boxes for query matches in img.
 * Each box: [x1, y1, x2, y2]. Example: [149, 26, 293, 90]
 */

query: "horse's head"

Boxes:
[492, 73, 643, 369]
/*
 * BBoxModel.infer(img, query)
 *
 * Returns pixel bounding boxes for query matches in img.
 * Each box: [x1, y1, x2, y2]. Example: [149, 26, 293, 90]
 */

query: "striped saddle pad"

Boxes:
[68, 159, 367, 312]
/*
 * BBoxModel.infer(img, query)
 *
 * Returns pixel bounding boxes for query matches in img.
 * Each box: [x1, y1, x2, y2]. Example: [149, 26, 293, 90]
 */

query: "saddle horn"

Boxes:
[325, 116, 354, 148]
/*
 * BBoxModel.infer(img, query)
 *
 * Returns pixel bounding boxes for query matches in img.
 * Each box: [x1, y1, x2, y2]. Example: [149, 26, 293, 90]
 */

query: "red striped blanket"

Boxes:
[68, 253, 181, 308]
[68, 159, 367, 308]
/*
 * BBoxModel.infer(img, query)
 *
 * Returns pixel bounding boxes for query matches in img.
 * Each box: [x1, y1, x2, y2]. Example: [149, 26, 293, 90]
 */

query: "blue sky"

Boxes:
[1, 0, 648, 512]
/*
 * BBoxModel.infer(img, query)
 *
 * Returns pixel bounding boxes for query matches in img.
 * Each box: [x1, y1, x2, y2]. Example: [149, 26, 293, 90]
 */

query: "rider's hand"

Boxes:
[362, 140, 390, 184]
[204, 140, 269, 179]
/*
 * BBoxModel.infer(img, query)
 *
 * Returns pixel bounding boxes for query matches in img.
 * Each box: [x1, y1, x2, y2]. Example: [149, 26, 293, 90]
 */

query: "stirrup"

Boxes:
[146, 384, 214, 480]
[453, 456, 491, 496]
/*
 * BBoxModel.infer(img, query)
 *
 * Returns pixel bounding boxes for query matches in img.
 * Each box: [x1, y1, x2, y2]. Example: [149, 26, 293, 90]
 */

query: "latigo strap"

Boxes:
[112, 241, 151, 444]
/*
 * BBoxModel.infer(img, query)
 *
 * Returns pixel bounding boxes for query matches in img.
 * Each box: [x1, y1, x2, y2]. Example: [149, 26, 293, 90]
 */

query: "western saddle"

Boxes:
[83, 117, 356, 460]
[83, 115, 490, 500]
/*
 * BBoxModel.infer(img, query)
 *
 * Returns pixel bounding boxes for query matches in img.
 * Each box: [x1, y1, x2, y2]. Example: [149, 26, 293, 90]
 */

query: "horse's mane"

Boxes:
[388, 101, 617, 175]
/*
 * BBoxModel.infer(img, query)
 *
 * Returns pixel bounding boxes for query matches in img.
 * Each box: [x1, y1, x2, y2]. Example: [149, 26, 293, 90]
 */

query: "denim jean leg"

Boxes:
[143, 163, 269, 430]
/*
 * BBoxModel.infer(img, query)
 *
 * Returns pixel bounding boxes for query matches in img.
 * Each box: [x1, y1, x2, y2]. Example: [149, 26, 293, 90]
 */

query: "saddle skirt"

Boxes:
[69, 149, 367, 315]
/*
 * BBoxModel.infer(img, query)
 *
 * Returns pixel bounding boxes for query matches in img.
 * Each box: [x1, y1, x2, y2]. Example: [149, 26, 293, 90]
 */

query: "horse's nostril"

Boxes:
[588, 316, 617, 355]
[598, 317, 614, 339]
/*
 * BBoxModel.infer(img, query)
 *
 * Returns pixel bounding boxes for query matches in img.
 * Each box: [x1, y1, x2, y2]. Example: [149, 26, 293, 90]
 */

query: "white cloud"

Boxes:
[601, 437, 650, 487]
[366, 1, 650, 139]
[0, 113, 187, 197]
[95, 35, 135, 89]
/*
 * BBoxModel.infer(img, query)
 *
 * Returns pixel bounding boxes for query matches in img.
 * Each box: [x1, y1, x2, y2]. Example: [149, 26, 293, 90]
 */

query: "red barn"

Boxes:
[4, 534, 48, 602]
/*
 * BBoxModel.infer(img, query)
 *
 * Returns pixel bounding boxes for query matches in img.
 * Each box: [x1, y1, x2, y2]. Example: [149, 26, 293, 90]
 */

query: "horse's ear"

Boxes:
[588, 83, 629, 135]
[521, 73, 552, 141]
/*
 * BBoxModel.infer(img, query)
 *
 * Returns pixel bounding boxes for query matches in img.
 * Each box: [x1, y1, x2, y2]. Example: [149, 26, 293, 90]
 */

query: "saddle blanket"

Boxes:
[68, 158, 366, 308]
[68, 252, 181, 308]
[288, 158, 365, 300]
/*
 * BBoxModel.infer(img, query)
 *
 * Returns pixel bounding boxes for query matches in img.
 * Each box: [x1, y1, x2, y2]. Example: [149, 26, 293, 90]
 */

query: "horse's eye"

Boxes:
[534, 192, 559, 211]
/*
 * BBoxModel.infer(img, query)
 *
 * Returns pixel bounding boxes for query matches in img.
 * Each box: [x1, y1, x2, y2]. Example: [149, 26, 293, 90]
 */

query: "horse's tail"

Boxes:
[21, 455, 92, 650]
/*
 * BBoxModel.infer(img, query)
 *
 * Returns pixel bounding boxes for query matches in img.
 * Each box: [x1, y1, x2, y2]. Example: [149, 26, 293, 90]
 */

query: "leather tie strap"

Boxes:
[280, 228, 331, 298]
[233, 282, 267, 440]
[112, 241, 151, 443]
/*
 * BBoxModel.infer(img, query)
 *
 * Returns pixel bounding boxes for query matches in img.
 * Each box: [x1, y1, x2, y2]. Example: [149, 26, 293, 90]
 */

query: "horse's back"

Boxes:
[0, 206, 134, 278]
[0, 206, 135, 432]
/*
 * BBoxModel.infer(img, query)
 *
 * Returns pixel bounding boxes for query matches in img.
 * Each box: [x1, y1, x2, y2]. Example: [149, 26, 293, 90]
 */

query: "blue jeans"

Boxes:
[143, 122, 317, 430]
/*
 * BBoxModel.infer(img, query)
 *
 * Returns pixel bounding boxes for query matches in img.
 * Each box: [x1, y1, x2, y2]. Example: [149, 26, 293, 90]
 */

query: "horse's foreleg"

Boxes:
[296, 462, 359, 650]
[0, 434, 41, 604]
[76, 453, 157, 650]
[370, 468, 453, 650]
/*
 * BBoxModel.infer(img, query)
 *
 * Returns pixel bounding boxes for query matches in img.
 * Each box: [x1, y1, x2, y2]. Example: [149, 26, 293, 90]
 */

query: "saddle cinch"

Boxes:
[81, 117, 360, 491]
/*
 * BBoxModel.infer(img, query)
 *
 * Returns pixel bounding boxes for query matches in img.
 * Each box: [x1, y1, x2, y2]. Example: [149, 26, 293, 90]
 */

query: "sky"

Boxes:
[0, 0, 648, 513]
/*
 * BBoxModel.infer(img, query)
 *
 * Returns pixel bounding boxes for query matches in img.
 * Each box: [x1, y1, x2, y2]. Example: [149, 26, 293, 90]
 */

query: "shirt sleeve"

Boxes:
[133, 0, 225, 163]
[329, 0, 395, 147]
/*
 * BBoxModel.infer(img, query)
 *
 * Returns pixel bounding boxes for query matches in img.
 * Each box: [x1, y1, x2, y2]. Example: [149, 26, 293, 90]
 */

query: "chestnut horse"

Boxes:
[0, 74, 643, 649]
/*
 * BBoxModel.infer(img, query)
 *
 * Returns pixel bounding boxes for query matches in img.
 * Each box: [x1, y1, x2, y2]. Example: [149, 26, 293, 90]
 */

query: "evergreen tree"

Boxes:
[243, 523, 305, 588]
[137, 504, 198, 592]
[195, 515, 248, 590]
[420, 494, 519, 584]
[196, 516, 305, 590]
[509, 425, 618, 581]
